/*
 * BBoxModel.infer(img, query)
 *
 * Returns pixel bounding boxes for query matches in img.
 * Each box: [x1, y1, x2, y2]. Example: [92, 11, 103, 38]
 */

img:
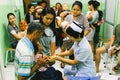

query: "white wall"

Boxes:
[0, 48, 5, 80]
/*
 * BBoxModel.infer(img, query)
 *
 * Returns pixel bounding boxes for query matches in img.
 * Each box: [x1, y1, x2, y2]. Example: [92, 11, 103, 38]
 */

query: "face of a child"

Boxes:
[42, 13, 54, 26]
[67, 35, 76, 42]
[72, 5, 81, 17]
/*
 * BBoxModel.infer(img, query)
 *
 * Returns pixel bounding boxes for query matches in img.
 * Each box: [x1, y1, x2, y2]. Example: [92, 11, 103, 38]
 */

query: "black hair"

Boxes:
[27, 22, 44, 34]
[40, 7, 56, 36]
[66, 27, 84, 39]
[38, 0, 47, 5]
[96, 1, 100, 7]
[37, 0, 47, 8]
[72, 1, 83, 10]
[27, 4, 34, 9]
[88, 0, 99, 10]
[33, 9, 41, 20]
[7, 13, 15, 25]
[55, 2, 62, 7]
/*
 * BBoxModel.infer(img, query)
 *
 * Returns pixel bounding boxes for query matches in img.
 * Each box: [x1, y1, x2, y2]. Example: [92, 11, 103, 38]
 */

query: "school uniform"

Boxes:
[40, 27, 55, 56]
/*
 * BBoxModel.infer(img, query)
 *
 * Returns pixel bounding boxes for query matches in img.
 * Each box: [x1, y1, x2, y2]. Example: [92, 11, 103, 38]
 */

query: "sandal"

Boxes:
[60, 62, 65, 68]
[112, 63, 120, 72]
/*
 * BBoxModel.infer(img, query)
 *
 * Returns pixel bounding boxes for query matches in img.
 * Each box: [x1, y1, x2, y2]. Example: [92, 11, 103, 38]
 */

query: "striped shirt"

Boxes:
[15, 36, 34, 77]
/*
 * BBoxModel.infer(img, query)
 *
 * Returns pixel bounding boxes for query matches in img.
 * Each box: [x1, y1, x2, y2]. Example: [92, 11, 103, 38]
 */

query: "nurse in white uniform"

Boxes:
[49, 21, 96, 78]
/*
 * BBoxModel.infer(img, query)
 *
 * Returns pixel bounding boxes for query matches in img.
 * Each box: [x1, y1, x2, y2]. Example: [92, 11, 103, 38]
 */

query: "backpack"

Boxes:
[97, 10, 104, 26]
[31, 67, 63, 80]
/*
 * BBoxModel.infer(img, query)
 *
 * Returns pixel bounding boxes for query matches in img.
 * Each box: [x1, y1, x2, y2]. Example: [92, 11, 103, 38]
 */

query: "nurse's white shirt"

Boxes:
[72, 37, 96, 77]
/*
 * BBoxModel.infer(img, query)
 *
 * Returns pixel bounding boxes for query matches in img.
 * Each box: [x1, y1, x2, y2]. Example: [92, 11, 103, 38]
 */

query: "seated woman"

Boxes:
[7, 13, 24, 48]
[95, 24, 120, 73]
[49, 21, 96, 79]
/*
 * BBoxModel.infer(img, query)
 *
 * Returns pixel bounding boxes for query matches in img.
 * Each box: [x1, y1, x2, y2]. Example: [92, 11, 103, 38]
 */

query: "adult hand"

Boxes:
[48, 55, 57, 62]
[36, 56, 49, 67]
[110, 49, 117, 56]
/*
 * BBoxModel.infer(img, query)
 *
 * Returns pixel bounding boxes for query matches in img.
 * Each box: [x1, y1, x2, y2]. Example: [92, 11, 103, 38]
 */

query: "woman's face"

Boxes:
[29, 6, 35, 13]
[72, 5, 81, 17]
[9, 15, 16, 25]
[88, 4, 92, 11]
[42, 13, 54, 26]
[56, 4, 61, 10]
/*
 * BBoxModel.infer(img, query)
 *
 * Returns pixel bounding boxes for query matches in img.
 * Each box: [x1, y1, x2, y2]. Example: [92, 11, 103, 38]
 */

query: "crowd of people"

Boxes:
[6, 0, 120, 80]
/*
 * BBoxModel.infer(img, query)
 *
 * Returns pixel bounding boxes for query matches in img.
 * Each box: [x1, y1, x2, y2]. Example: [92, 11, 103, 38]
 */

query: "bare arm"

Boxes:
[50, 42, 56, 56]
[84, 29, 90, 36]
[87, 13, 93, 21]
[37, 41, 43, 52]
[49, 55, 79, 65]
[18, 63, 41, 80]
[109, 35, 115, 47]
[13, 33, 23, 40]
[57, 48, 73, 57]
[56, 56, 79, 65]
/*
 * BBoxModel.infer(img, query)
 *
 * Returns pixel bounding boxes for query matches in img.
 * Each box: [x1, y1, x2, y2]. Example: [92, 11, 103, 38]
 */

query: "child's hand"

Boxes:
[34, 53, 42, 62]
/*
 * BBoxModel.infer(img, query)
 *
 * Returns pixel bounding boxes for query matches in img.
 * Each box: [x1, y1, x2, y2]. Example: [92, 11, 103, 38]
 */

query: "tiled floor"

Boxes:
[3, 48, 120, 80]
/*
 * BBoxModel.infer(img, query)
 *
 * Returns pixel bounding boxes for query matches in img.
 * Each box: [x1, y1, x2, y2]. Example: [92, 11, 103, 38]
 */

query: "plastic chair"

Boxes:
[4, 48, 15, 68]
[103, 53, 118, 75]
[102, 46, 118, 75]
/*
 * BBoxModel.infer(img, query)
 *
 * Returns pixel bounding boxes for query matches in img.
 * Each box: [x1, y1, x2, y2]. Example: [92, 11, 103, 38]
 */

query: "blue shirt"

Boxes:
[72, 37, 96, 77]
